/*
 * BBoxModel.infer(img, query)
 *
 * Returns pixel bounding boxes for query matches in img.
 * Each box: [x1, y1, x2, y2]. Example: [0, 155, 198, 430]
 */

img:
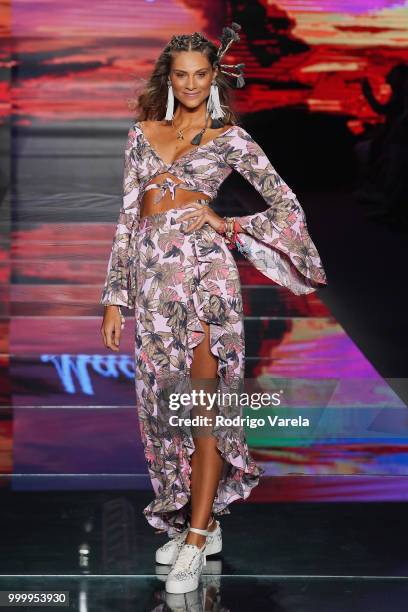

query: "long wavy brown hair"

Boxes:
[132, 32, 241, 126]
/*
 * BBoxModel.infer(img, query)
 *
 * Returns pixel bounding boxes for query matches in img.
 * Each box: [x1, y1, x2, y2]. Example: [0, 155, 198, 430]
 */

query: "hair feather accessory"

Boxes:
[215, 22, 246, 89]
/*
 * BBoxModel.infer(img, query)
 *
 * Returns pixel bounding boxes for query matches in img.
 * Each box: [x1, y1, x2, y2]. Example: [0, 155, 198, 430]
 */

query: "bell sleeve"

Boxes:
[226, 126, 328, 295]
[100, 124, 140, 309]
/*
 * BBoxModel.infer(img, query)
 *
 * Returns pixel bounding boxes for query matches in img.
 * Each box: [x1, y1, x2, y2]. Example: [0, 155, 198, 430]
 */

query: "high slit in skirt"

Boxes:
[134, 204, 265, 536]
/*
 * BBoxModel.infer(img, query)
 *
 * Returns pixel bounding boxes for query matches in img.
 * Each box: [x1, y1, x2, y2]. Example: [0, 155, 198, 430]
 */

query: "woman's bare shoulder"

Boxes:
[208, 123, 235, 138]
[222, 123, 245, 136]
[142, 120, 167, 126]
[140, 120, 168, 136]
[140, 119, 160, 126]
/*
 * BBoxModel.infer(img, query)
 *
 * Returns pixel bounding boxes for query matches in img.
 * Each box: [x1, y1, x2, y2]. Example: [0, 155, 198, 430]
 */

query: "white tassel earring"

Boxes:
[207, 81, 225, 120]
[165, 77, 174, 121]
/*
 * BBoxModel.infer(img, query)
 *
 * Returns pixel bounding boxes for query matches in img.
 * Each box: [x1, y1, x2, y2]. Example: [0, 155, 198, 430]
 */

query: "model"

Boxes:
[100, 23, 327, 594]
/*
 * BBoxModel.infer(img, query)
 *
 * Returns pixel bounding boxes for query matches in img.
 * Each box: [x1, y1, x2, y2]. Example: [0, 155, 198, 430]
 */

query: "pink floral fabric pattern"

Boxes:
[100, 121, 328, 536]
[135, 208, 262, 535]
[100, 121, 327, 308]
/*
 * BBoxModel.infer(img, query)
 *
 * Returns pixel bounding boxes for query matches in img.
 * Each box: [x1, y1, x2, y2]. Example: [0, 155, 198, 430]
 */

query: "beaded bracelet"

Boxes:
[219, 216, 246, 251]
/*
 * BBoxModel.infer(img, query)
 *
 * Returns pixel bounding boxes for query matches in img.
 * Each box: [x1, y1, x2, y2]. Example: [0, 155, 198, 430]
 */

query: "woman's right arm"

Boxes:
[100, 124, 140, 350]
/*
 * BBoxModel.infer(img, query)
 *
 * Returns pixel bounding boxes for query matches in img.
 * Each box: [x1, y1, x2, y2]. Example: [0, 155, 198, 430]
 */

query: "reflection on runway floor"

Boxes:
[1, 489, 408, 610]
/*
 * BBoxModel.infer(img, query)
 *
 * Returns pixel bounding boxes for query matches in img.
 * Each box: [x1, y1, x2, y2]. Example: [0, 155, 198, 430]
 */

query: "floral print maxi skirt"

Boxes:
[134, 206, 265, 537]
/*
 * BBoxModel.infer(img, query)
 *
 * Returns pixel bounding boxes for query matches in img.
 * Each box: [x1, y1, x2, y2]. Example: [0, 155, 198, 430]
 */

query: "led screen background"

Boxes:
[3, 1, 408, 124]
[1, 0, 408, 499]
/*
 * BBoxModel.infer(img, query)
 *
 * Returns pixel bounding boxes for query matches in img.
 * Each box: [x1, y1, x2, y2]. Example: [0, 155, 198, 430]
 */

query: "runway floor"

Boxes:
[1, 490, 408, 611]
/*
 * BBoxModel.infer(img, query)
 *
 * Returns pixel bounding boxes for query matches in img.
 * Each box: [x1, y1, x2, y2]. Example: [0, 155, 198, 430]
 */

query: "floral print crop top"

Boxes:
[100, 121, 328, 308]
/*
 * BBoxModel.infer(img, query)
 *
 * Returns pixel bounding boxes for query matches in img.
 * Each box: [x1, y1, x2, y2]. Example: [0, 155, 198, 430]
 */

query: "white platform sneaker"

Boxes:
[165, 526, 209, 594]
[155, 517, 222, 565]
[155, 526, 189, 565]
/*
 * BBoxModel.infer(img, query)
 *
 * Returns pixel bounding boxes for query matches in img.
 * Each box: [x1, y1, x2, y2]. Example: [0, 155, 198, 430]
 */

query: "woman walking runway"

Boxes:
[100, 23, 327, 594]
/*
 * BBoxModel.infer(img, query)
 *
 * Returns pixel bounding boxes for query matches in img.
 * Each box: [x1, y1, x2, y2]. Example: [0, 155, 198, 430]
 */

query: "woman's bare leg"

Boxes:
[185, 320, 224, 548]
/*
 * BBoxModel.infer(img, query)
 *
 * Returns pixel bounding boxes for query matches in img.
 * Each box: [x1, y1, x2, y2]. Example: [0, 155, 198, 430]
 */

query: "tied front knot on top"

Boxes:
[144, 176, 182, 205]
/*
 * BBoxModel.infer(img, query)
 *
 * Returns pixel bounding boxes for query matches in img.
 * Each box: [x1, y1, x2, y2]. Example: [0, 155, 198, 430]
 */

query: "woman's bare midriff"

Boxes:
[139, 172, 211, 220]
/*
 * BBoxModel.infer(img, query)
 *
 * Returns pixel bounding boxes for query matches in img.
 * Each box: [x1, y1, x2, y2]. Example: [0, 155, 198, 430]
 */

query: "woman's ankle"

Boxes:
[185, 531, 206, 548]
[207, 515, 216, 530]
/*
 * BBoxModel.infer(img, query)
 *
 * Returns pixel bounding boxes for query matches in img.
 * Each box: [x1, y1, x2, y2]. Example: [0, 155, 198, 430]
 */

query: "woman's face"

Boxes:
[169, 51, 217, 110]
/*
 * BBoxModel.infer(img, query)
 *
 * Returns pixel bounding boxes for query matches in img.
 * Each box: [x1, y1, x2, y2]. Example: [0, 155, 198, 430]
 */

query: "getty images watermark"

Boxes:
[167, 388, 311, 428]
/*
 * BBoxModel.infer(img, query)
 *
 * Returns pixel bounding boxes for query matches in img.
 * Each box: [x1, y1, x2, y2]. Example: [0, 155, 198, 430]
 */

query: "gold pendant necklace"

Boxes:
[171, 118, 185, 140]
[171, 117, 209, 146]
[171, 118, 204, 141]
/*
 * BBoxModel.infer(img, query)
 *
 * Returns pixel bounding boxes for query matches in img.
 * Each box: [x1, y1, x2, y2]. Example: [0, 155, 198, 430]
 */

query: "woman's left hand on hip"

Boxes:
[178, 201, 225, 233]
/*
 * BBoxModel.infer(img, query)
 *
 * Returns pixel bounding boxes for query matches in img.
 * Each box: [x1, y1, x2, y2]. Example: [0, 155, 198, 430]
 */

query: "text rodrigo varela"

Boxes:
[167, 390, 310, 428]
